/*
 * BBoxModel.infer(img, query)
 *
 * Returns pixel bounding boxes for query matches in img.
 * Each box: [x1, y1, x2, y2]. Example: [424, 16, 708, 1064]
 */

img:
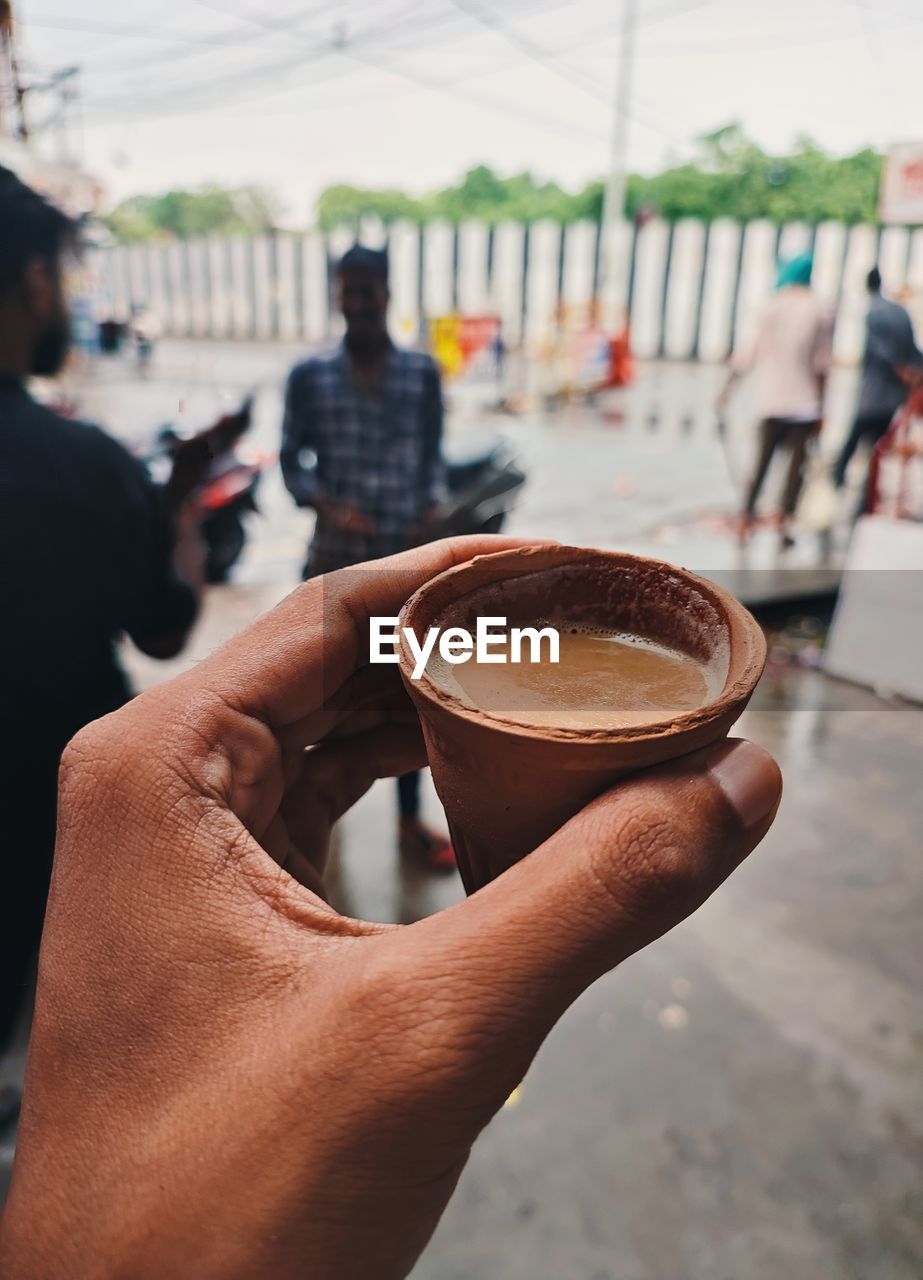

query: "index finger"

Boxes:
[191, 536, 552, 729]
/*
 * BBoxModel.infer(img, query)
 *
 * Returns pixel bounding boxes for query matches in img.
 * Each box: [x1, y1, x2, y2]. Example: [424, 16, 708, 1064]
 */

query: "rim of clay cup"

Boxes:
[397, 544, 767, 745]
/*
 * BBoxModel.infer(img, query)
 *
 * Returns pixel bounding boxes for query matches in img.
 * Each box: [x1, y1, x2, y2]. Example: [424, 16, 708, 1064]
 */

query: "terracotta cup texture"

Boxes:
[397, 545, 767, 895]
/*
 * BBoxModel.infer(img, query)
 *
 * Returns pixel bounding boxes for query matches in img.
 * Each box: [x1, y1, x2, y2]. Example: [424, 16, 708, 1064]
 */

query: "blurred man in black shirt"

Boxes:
[0, 168, 200, 1105]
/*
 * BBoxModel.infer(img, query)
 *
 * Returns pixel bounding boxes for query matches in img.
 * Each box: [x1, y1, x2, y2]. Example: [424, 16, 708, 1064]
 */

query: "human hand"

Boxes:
[171, 497, 206, 591]
[408, 502, 445, 545]
[0, 536, 781, 1280]
[320, 498, 376, 535]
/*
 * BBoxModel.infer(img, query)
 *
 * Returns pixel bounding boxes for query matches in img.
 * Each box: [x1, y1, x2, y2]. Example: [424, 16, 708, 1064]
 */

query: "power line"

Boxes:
[642, 14, 880, 57]
[44, 0, 357, 78]
[80, 0, 494, 115]
[80, 2, 435, 119]
[191, 0, 357, 35]
[76, 0, 683, 152]
[342, 42, 608, 145]
[86, 21, 609, 148]
[59, 0, 535, 82]
[20, 16, 238, 45]
[83, 1, 378, 98]
[47, 0, 599, 109]
[301, 0, 689, 148]
[448, 0, 610, 104]
[85, 1, 576, 123]
[445, 0, 692, 145]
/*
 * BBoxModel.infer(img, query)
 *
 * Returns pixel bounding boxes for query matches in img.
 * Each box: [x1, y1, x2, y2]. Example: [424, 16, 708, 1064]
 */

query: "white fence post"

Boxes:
[388, 219, 419, 345]
[630, 218, 669, 359]
[422, 220, 453, 322]
[97, 217, 919, 364]
[457, 220, 490, 318]
[491, 221, 525, 345]
[523, 219, 560, 348]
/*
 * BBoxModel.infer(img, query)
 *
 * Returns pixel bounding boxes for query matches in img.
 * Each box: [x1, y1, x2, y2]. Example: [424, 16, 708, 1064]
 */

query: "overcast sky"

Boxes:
[15, 0, 923, 221]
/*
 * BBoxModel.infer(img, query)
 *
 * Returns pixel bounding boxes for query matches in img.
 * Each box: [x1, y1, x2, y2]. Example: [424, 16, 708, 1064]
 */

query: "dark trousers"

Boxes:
[833, 412, 894, 491]
[745, 419, 817, 519]
[397, 770, 420, 820]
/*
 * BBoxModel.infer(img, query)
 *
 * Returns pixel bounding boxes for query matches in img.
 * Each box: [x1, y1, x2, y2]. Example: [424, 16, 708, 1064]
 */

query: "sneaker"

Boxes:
[399, 820, 457, 874]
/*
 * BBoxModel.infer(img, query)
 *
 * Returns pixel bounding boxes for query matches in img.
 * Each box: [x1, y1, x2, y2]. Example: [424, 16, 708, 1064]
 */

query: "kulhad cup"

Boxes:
[397, 545, 766, 894]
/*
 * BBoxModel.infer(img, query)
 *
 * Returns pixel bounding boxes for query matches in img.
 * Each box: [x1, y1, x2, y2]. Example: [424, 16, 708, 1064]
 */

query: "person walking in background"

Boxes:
[280, 244, 454, 873]
[0, 168, 201, 1123]
[718, 253, 833, 548]
[833, 266, 923, 510]
[490, 322, 506, 387]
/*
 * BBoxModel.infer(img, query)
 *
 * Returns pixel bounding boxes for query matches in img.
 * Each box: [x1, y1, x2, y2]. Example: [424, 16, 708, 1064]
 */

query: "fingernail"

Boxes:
[708, 739, 782, 829]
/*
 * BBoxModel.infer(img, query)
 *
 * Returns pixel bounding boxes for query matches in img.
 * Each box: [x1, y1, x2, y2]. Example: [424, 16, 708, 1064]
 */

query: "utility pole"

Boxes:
[600, 0, 639, 326]
[0, 0, 28, 140]
[50, 66, 80, 164]
[0, 0, 15, 139]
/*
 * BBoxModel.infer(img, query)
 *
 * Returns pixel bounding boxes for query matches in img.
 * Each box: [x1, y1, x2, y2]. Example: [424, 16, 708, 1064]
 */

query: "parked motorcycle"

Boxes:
[197, 443, 266, 583]
[143, 397, 268, 584]
[437, 437, 527, 537]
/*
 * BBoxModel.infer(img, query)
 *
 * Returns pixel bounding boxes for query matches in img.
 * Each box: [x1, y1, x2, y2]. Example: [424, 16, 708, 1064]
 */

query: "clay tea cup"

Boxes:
[397, 544, 767, 894]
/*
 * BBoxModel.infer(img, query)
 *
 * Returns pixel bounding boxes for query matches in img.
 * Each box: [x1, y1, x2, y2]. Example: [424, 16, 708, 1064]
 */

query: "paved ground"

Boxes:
[2, 342, 921, 1279]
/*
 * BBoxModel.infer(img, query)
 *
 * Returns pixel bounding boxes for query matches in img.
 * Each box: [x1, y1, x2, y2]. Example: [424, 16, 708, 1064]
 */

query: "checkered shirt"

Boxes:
[281, 342, 446, 572]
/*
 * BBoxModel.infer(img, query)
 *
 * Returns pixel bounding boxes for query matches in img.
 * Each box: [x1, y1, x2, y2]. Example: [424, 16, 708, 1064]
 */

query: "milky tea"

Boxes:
[428, 624, 723, 731]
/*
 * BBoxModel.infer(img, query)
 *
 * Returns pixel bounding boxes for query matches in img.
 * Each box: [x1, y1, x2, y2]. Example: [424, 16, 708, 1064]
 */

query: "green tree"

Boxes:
[429, 164, 512, 221]
[316, 166, 588, 230]
[105, 130, 888, 245]
[104, 184, 282, 242]
[623, 128, 882, 224]
[105, 197, 159, 244]
[430, 166, 580, 223]
[312, 135, 883, 231]
[316, 184, 423, 229]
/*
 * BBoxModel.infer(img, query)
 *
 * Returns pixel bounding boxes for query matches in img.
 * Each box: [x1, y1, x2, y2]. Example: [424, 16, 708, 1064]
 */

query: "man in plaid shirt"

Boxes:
[281, 244, 454, 872]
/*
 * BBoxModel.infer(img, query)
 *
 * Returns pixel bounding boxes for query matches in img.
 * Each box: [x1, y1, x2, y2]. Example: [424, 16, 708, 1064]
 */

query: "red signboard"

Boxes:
[879, 142, 923, 225]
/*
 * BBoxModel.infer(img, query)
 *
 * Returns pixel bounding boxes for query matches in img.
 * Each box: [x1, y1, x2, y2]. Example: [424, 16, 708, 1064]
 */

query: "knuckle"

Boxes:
[588, 796, 705, 920]
[59, 716, 135, 798]
[58, 692, 187, 813]
[160, 688, 282, 802]
[615, 803, 676, 878]
[58, 722, 103, 783]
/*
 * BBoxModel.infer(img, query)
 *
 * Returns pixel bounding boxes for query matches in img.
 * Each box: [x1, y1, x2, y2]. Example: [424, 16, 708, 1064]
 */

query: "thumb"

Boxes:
[427, 739, 781, 1037]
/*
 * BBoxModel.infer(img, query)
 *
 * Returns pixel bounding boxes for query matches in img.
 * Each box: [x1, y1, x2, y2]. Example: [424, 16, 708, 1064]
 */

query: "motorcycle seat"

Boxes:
[444, 440, 507, 491]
